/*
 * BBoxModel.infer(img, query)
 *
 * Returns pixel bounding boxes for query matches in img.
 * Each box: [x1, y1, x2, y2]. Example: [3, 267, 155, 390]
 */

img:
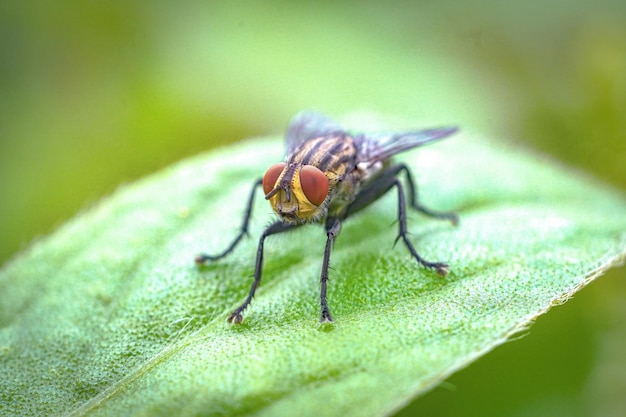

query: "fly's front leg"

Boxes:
[195, 178, 263, 264]
[228, 220, 298, 324]
[320, 217, 342, 323]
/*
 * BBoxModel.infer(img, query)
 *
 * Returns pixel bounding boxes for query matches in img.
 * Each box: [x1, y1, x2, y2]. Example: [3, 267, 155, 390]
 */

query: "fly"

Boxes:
[196, 111, 459, 324]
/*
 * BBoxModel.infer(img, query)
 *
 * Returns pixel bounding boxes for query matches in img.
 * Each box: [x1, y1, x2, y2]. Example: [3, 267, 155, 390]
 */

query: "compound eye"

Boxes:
[299, 165, 329, 206]
[263, 163, 287, 195]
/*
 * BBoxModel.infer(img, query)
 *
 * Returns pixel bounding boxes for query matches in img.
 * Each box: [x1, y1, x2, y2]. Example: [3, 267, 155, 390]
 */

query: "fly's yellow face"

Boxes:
[263, 162, 330, 223]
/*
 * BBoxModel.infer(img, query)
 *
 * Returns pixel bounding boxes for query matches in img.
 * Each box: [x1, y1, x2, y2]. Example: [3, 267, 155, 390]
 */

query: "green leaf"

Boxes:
[1, 123, 625, 417]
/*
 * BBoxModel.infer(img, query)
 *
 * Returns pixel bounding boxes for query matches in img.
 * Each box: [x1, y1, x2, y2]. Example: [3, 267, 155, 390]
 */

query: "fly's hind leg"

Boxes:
[393, 178, 450, 276]
[346, 164, 453, 276]
[395, 163, 458, 226]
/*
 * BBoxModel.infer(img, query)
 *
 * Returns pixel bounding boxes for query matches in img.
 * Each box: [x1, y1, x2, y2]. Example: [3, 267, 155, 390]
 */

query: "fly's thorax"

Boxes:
[297, 135, 355, 171]
[356, 160, 385, 182]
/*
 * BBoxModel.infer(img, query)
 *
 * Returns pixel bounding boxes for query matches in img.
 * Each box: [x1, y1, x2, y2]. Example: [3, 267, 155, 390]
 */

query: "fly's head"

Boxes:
[262, 162, 330, 224]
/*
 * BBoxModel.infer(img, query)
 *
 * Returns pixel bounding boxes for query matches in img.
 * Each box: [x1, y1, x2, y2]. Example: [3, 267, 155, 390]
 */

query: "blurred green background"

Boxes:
[1, 1, 624, 416]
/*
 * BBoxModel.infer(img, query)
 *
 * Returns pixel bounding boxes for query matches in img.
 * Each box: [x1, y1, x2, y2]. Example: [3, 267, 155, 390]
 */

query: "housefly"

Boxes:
[196, 111, 459, 324]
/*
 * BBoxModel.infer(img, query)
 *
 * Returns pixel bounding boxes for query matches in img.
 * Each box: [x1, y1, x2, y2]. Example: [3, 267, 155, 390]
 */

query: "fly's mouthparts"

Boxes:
[280, 212, 297, 221]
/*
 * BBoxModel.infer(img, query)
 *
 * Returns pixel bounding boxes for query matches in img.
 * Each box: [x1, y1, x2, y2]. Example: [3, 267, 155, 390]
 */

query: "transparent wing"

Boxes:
[285, 111, 345, 155]
[356, 127, 458, 164]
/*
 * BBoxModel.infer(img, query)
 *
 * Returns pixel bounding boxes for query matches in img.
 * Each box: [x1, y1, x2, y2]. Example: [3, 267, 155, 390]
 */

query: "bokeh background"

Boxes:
[1, 1, 624, 416]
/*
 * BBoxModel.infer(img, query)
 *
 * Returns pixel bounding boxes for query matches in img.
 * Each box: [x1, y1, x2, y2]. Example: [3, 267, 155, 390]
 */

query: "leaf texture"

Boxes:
[1, 127, 625, 417]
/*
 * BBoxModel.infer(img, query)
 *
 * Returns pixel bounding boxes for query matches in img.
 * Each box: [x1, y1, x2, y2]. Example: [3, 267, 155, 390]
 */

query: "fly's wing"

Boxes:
[285, 111, 345, 155]
[356, 126, 458, 165]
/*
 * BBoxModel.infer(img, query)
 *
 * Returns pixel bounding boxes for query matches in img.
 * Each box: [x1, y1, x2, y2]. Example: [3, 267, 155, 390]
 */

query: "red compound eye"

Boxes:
[299, 165, 329, 206]
[263, 163, 286, 195]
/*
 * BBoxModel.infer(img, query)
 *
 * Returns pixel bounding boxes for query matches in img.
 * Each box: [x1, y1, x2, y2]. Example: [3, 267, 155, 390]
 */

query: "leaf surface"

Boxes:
[1, 126, 625, 417]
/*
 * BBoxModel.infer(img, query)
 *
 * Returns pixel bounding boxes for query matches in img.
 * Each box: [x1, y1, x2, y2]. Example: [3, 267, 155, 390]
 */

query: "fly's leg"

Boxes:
[319, 218, 342, 323]
[195, 178, 262, 264]
[228, 220, 298, 324]
[346, 164, 457, 226]
[396, 163, 458, 226]
[346, 164, 452, 276]
[393, 179, 450, 276]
